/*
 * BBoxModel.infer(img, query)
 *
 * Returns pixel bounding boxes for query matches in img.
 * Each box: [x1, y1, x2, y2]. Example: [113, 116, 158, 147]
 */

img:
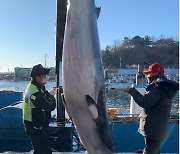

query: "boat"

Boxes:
[0, 1, 178, 153]
[0, 90, 23, 109]
[0, 101, 179, 153]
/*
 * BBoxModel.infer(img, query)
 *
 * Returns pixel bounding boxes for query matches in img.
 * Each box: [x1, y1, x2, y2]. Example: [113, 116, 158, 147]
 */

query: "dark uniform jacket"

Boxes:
[128, 75, 178, 140]
[24, 80, 56, 128]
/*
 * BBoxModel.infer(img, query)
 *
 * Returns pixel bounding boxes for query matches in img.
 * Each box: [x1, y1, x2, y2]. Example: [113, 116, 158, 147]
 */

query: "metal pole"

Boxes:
[45, 53, 47, 68]
[55, 0, 67, 123]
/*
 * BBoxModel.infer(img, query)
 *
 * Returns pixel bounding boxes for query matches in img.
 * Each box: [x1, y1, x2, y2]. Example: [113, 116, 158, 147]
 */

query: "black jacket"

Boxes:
[128, 75, 178, 140]
[24, 80, 56, 128]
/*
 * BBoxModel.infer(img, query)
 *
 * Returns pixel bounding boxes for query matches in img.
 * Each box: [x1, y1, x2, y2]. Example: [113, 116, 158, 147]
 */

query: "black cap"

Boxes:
[30, 64, 50, 78]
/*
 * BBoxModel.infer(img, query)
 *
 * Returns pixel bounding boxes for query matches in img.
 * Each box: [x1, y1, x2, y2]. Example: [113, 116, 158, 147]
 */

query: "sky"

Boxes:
[0, 0, 179, 72]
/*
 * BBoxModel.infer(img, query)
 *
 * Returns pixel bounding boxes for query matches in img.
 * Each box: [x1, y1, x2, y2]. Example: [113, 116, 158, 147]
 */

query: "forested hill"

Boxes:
[101, 36, 179, 68]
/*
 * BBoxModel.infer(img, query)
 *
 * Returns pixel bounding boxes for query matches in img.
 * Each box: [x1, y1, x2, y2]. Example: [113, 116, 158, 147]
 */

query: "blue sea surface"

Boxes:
[0, 80, 179, 115]
[0, 80, 56, 92]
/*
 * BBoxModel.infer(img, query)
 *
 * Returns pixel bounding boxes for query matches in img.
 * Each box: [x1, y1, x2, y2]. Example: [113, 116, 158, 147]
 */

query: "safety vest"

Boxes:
[22, 83, 40, 122]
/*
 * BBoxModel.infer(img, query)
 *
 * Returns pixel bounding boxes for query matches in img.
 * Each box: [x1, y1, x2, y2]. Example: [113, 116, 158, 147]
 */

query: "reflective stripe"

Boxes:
[22, 83, 40, 122]
[22, 101, 28, 120]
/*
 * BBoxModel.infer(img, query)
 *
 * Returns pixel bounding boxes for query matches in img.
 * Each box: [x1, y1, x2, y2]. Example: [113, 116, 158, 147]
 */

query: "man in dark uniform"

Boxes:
[123, 63, 178, 154]
[22, 64, 57, 154]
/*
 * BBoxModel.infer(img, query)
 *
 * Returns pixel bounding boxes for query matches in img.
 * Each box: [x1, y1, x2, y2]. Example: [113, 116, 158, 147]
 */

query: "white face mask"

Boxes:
[42, 77, 48, 84]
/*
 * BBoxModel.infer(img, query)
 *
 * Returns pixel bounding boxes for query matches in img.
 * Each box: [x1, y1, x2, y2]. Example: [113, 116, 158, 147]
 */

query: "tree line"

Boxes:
[101, 35, 179, 68]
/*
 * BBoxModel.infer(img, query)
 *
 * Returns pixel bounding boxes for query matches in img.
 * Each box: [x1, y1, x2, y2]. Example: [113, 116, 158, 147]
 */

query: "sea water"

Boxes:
[0, 80, 178, 115]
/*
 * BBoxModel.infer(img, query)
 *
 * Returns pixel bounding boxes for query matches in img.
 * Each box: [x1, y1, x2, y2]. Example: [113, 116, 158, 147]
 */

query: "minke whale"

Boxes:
[62, 0, 114, 153]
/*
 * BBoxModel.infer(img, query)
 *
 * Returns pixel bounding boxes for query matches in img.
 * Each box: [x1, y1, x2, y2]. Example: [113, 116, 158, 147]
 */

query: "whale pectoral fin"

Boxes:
[61, 93, 67, 105]
[61, 93, 71, 118]
[86, 95, 99, 120]
[96, 7, 101, 19]
[96, 89, 114, 152]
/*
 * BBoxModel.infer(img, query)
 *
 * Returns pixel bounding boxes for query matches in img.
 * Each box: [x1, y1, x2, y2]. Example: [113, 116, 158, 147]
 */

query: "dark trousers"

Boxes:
[143, 137, 161, 154]
[25, 126, 52, 154]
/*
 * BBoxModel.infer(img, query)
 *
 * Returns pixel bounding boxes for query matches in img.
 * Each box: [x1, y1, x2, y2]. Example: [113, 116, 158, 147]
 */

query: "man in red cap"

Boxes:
[123, 63, 178, 154]
[22, 64, 57, 154]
